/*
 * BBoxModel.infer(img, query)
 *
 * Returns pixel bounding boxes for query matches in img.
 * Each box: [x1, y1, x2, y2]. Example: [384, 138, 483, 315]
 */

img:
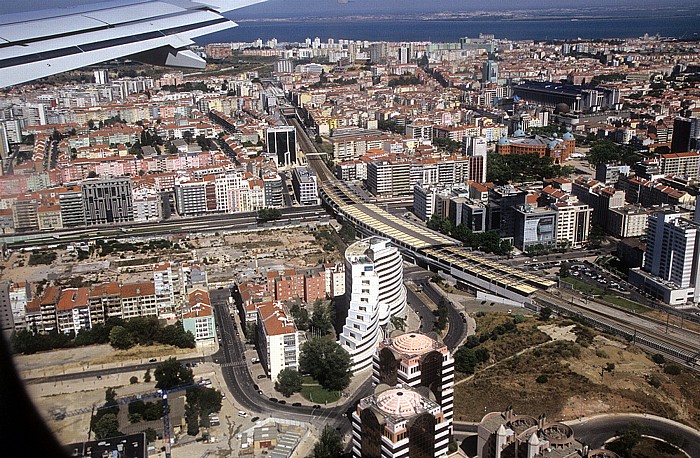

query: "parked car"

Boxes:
[292, 402, 301, 407]
[257, 374, 266, 379]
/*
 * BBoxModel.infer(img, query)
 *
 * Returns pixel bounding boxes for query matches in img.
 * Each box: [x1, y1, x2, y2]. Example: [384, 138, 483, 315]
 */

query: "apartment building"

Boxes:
[82, 177, 134, 225]
[56, 288, 91, 334]
[660, 152, 700, 180]
[182, 289, 216, 346]
[256, 302, 300, 381]
[291, 166, 319, 205]
[120, 282, 158, 320]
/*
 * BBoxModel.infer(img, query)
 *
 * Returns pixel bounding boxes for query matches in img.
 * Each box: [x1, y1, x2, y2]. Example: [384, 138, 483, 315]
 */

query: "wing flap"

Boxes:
[0, 0, 265, 87]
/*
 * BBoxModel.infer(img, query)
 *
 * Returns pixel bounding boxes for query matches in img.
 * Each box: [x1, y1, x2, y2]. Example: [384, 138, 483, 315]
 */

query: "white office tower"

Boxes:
[340, 237, 407, 373]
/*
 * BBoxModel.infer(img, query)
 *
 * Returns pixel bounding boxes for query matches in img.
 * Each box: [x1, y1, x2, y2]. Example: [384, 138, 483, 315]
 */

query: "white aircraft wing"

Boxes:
[0, 0, 265, 88]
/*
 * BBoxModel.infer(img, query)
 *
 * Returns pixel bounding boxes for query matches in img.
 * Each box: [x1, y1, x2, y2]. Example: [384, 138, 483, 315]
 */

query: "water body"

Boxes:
[201, 14, 700, 44]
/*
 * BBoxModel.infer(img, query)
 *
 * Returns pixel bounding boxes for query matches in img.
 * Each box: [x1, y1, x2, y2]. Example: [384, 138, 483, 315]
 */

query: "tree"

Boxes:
[143, 368, 152, 383]
[109, 325, 134, 350]
[311, 425, 343, 458]
[607, 423, 643, 458]
[93, 413, 122, 440]
[338, 222, 356, 243]
[105, 387, 118, 406]
[275, 368, 303, 397]
[154, 357, 194, 390]
[144, 427, 158, 443]
[539, 307, 553, 321]
[651, 353, 666, 365]
[130, 376, 139, 384]
[257, 208, 282, 222]
[454, 347, 477, 374]
[299, 338, 352, 391]
[390, 315, 406, 332]
[310, 303, 333, 335]
[587, 139, 624, 165]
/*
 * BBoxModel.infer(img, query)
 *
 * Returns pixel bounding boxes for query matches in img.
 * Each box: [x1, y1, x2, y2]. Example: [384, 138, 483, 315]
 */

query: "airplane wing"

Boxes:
[0, 0, 266, 88]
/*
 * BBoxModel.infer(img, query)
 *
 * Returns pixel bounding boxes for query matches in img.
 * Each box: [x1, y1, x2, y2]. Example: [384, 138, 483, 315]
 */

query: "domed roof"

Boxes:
[548, 139, 560, 149]
[497, 132, 510, 145]
[554, 103, 570, 114]
[562, 127, 575, 141]
[376, 389, 424, 416]
[513, 128, 527, 137]
[392, 333, 435, 355]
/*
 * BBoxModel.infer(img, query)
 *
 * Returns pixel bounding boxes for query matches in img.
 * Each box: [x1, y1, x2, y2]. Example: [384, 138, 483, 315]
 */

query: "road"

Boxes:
[208, 288, 373, 433]
[569, 414, 700, 457]
[2, 206, 326, 248]
[404, 264, 467, 350]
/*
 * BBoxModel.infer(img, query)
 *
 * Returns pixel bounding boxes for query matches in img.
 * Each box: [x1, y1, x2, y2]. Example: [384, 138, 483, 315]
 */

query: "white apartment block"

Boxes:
[551, 201, 592, 249]
[340, 237, 407, 373]
[256, 302, 301, 381]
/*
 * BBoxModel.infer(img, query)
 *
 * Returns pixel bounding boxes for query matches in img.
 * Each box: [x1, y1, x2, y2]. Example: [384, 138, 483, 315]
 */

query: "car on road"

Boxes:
[251, 416, 260, 422]
[257, 374, 266, 379]
[238, 411, 247, 418]
[269, 398, 278, 403]
[258, 390, 264, 395]
[312, 404, 321, 409]
[251, 357, 260, 363]
[149, 358, 157, 362]
[278, 400, 286, 405]
[292, 402, 301, 407]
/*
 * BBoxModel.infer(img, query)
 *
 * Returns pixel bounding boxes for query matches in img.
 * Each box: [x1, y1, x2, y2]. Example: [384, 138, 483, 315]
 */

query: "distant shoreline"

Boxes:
[203, 14, 700, 43]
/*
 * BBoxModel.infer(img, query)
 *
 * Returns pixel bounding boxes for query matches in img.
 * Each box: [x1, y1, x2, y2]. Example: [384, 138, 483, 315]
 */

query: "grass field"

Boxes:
[563, 277, 650, 314]
[300, 376, 341, 404]
[601, 294, 650, 314]
[562, 276, 604, 295]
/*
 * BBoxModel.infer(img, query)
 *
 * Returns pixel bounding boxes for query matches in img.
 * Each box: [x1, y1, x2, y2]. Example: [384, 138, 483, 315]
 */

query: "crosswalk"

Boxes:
[219, 360, 247, 368]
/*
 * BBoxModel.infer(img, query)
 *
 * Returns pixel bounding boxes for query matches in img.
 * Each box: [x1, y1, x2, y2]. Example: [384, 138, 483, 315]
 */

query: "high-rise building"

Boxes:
[644, 211, 697, 289]
[629, 209, 700, 305]
[670, 117, 700, 153]
[82, 178, 134, 225]
[93, 69, 110, 85]
[374, 333, 454, 429]
[482, 55, 499, 83]
[266, 126, 297, 167]
[340, 237, 407, 373]
[352, 385, 450, 458]
[291, 166, 319, 205]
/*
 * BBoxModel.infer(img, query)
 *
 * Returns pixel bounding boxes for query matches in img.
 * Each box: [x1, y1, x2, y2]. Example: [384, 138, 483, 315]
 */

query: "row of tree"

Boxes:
[427, 215, 512, 255]
[12, 316, 194, 355]
[487, 152, 576, 183]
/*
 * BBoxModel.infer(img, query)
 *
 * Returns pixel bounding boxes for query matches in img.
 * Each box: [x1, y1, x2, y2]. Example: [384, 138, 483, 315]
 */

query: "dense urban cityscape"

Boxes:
[1, 1, 700, 458]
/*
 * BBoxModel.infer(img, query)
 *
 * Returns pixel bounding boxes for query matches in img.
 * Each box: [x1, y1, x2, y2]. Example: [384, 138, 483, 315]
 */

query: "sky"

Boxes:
[0, 0, 693, 17]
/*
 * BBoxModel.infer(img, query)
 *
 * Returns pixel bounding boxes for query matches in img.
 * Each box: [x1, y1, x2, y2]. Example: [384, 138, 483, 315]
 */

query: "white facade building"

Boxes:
[340, 237, 407, 373]
[257, 302, 301, 381]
